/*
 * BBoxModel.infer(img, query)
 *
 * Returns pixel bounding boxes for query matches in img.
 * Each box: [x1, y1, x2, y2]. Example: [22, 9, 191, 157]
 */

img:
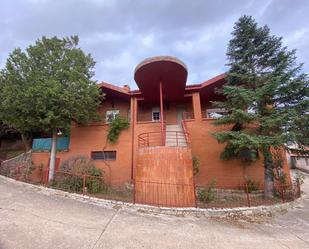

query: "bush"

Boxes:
[85, 167, 106, 194]
[54, 174, 83, 192]
[244, 178, 260, 193]
[54, 155, 106, 194]
[198, 180, 216, 203]
[192, 156, 200, 176]
[59, 155, 96, 174]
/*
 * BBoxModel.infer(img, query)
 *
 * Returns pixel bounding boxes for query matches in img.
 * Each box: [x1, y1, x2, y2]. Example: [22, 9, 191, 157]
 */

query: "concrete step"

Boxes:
[165, 124, 187, 147]
[166, 125, 183, 131]
[165, 142, 187, 147]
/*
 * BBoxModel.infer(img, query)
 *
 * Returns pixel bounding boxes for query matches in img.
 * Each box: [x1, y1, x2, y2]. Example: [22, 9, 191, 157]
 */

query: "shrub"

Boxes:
[59, 155, 96, 174]
[192, 156, 200, 176]
[20, 162, 36, 182]
[244, 178, 260, 193]
[85, 167, 106, 194]
[54, 155, 106, 194]
[54, 174, 83, 192]
[198, 180, 216, 203]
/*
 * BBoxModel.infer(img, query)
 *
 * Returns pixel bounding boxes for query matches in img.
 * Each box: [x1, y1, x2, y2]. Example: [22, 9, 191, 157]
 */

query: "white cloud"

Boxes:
[1, 0, 308, 89]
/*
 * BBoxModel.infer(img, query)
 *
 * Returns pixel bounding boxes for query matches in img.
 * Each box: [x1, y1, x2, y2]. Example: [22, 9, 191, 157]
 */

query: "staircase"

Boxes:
[165, 124, 187, 147]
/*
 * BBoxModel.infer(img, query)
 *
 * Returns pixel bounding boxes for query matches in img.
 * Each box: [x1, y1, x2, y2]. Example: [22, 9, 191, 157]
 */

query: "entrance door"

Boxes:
[177, 105, 185, 124]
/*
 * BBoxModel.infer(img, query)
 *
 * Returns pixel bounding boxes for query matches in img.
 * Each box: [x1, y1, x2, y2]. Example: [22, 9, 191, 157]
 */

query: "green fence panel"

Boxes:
[32, 137, 70, 151]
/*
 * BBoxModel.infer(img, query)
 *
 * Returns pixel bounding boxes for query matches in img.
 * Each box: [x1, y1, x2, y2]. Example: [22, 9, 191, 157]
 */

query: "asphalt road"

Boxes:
[1, 171, 309, 249]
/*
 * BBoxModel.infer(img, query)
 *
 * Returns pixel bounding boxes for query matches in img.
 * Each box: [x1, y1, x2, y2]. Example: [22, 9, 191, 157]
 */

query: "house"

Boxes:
[286, 144, 309, 173]
[31, 56, 291, 207]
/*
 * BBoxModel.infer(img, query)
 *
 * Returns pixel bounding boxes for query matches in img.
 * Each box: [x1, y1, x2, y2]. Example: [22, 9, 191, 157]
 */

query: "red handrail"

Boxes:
[181, 113, 190, 144]
[138, 131, 190, 148]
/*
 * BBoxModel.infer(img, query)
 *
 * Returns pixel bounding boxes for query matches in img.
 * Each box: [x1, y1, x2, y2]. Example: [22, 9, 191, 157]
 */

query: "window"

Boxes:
[106, 110, 119, 123]
[206, 108, 227, 119]
[152, 107, 160, 121]
[91, 151, 116, 160]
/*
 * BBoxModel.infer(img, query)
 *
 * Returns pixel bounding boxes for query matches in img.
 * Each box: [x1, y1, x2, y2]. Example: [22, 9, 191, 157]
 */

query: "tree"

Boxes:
[213, 16, 309, 198]
[0, 122, 16, 148]
[0, 36, 102, 182]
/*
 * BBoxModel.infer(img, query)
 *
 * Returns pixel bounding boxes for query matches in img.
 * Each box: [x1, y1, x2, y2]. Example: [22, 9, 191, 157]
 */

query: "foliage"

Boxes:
[0, 122, 16, 140]
[107, 115, 129, 143]
[54, 155, 106, 194]
[197, 180, 216, 203]
[212, 15, 309, 197]
[0, 36, 103, 147]
[85, 167, 107, 194]
[192, 156, 200, 176]
[59, 155, 99, 174]
[19, 162, 37, 182]
[244, 178, 260, 193]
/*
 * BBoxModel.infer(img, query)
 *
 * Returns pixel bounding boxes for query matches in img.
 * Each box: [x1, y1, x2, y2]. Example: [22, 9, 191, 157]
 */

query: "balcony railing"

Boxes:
[137, 113, 167, 123]
[138, 131, 190, 148]
[182, 112, 195, 120]
[201, 111, 208, 119]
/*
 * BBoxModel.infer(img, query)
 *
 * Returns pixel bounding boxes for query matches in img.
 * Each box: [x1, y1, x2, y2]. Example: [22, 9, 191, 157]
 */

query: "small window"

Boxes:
[206, 108, 227, 119]
[106, 110, 119, 123]
[152, 107, 160, 122]
[91, 151, 116, 160]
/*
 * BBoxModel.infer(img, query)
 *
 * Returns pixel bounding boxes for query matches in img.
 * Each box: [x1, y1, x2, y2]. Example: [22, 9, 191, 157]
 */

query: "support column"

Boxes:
[192, 92, 202, 120]
[130, 96, 137, 180]
[159, 81, 165, 145]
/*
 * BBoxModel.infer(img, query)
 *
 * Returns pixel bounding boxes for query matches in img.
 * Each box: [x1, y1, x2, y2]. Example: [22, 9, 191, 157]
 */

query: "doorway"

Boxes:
[177, 105, 185, 124]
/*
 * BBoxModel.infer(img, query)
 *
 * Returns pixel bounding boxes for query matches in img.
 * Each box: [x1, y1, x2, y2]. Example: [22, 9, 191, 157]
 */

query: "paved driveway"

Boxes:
[1, 171, 309, 249]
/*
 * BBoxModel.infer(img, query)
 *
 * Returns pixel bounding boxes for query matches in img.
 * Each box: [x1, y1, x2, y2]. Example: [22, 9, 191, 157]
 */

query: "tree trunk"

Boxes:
[48, 129, 57, 183]
[264, 149, 274, 198]
[21, 133, 32, 151]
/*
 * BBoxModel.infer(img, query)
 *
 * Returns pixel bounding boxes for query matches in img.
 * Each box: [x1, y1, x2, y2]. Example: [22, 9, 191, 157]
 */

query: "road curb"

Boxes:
[0, 174, 304, 218]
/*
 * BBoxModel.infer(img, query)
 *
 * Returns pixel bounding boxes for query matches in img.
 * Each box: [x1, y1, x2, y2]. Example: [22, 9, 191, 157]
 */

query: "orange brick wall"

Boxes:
[31, 98, 133, 186]
[185, 119, 291, 187]
[186, 119, 264, 186]
[31, 93, 291, 189]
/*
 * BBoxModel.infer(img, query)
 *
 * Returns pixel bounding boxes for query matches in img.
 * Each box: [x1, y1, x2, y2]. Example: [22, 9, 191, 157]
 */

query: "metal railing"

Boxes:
[137, 113, 167, 123]
[201, 111, 208, 119]
[195, 181, 301, 208]
[182, 112, 195, 120]
[42, 170, 133, 202]
[181, 113, 191, 144]
[138, 131, 190, 148]
[0, 150, 32, 182]
[133, 180, 301, 208]
[1, 165, 301, 208]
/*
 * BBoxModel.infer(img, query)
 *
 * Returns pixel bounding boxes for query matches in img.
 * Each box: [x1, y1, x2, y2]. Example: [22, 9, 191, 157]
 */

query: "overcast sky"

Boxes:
[1, 0, 309, 89]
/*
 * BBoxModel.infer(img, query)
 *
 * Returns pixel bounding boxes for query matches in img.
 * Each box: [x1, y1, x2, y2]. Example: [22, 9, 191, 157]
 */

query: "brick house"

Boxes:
[31, 56, 291, 207]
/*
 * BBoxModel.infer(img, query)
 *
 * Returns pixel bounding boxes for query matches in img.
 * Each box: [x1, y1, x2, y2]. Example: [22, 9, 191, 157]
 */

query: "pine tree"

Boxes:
[213, 16, 309, 198]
